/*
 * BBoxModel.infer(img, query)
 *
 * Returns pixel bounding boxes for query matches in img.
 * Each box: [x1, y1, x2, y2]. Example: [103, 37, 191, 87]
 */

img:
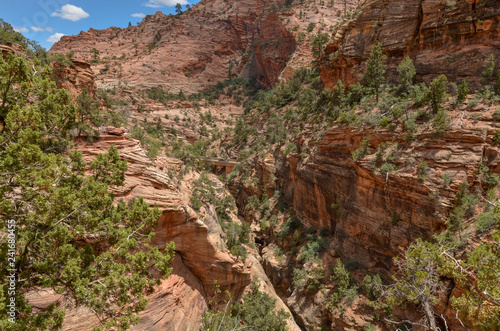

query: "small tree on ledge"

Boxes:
[363, 41, 387, 103]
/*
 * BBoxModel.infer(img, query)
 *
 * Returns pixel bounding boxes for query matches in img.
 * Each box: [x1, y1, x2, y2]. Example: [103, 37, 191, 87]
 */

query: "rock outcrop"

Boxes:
[0, 44, 21, 57]
[31, 129, 251, 330]
[278, 0, 360, 81]
[320, 0, 500, 90]
[271, 121, 493, 273]
[78, 128, 251, 297]
[232, 101, 500, 329]
[50, 0, 296, 93]
[51, 59, 97, 99]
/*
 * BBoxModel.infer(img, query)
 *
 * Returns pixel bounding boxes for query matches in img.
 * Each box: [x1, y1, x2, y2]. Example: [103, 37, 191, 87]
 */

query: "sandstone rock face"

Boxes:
[0, 44, 22, 57]
[278, 0, 360, 81]
[246, 251, 302, 331]
[78, 129, 251, 293]
[50, 0, 296, 93]
[320, 0, 500, 90]
[277, 125, 488, 272]
[234, 111, 499, 329]
[129, 256, 208, 331]
[34, 131, 251, 330]
[254, 13, 297, 87]
[51, 59, 97, 100]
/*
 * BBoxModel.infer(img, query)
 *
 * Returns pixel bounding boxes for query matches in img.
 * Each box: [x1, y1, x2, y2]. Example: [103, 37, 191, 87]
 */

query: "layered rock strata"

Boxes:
[320, 0, 500, 90]
[31, 129, 251, 330]
[50, 0, 296, 93]
[51, 59, 97, 100]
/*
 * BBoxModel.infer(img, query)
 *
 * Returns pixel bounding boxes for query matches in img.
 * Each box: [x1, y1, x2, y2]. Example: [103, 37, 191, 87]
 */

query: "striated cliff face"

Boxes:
[51, 59, 97, 100]
[80, 129, 251, 304]
[278, 0, 360, 81]
[29, 129, 251, 330]
[232, 101, 500, 329]
[0, 44, 22, 57]
[280, 127, 468, 271]
[50, 0, 296, 93]
[250, 109, 500, 271]
[320, 0, 500, 90]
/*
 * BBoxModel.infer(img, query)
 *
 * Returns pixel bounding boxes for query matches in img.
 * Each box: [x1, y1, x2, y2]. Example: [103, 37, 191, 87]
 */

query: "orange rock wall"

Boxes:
[270, 125, 494, 274]
[51, 59, 97, 100]
[50, 0, 296, 93]
[321, 0, 500, 90]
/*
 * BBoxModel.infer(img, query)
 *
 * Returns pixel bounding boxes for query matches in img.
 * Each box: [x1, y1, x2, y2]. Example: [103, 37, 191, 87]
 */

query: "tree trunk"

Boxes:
[423, 300, 438, 330]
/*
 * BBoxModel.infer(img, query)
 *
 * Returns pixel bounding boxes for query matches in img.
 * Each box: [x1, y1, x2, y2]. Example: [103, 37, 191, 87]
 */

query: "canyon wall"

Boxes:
[78, 129, 251, 329]
[51, 59, 97, 99]
[30, 130, 251, 330]
[50, 0, 296, 93]
[320, 0, 500, 90]
[233, 102, 500, 329]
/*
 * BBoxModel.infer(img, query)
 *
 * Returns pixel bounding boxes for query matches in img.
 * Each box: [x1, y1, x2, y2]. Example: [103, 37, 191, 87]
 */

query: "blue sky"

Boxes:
[1, 0, 199, 49]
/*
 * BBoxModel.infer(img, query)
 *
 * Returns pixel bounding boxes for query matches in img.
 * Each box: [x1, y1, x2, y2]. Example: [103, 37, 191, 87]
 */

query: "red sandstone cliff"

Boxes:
[320, 0, 500, 90]
[30, 129, 251, 330]
[51, 59, 97, 100]
[232, 104, 500, 330]
[50, 0, 296, 93]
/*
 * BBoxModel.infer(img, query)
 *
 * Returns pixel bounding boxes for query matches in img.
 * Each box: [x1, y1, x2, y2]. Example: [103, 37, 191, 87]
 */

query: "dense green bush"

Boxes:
[329, 260, 357, 306]
[397, 56, 416, 95]
[277, 214, 303, 239]
[293, 262, 325, 292]
[362, 274, 382, 300]
[448, 183, 478, 233]
[299, 234, 329, 262]
[201, 283, 289, 331]
[427, 74, 448, 113]
[457, 79, 469, 104]
[432, 109, 450, 136]
[475, 210, 498, 234]
[363, 41, 386, 102]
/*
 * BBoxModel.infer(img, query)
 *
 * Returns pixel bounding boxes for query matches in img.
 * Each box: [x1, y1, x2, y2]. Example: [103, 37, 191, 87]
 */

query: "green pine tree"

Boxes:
[0, 49, 174, 331]
[482, 54, 496, 85]
[363, 41, 387, 103]
[397, 56, 416, 94]
[427, 74, 448, 113]
[175, 3, 183, 15]
[374, 237, 500, 330]
[310, 32, 329, 65]
[457, 78, 469, 104]
[75, 88, 104, 139]
[91, 48, 100, 62]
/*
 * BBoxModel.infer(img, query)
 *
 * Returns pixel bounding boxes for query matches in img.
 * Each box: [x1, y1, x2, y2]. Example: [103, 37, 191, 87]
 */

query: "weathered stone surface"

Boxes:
[51, 59, 97, 100]
[50, 0, 296, 93]
[287, 288, 328, 330]
[277, 126, 488, 272]
[254, 13, 297, 87]
[278, 0, 360, 82]
[246, 251, 302, 331]
[27, 131, 251, 330]
[129, 256, 208, 331]
[77, 132, 251, 298]
[0, 44, 22, 57]
[321, 0, 500, 90]
[233, 104, 500, 329]
[30, 256, 208, 331]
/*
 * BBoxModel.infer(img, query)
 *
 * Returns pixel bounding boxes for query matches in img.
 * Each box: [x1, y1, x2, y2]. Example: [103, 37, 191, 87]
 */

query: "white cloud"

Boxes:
[131, 13, 146, 18]
[13, 26, 29, 33]
[31, 26, 54, 32]
[145, 0, 188, 8]
[46, 33, 66, 43]
[51, 4, 89, 22]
